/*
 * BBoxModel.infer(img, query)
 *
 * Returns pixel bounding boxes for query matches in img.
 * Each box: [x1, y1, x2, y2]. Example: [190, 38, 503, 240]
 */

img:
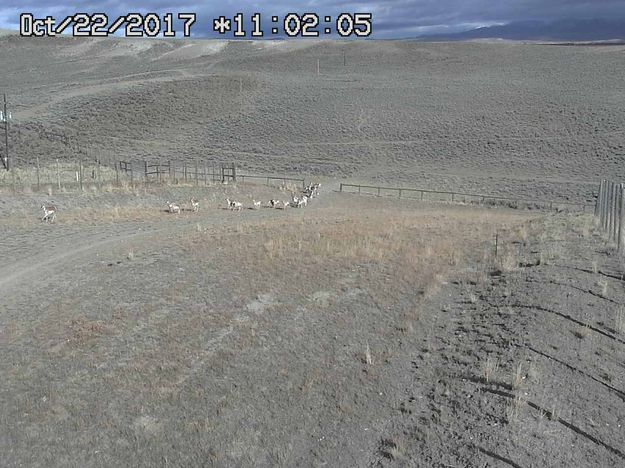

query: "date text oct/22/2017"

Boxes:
[19, 12, 373, 38]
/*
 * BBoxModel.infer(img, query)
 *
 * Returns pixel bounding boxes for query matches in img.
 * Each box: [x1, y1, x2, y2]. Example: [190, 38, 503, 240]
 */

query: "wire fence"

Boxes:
[339, 183, 595, 212]
[594, 179, 625, 253]
[0, 157, 307, 193]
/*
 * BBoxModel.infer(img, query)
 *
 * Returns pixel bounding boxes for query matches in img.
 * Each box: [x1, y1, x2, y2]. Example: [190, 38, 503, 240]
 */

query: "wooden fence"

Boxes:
[339, 183, 595, 212]
[118, 160, 305, 188]
[0, 157, 307, 193]
[595, 179, 625, 253]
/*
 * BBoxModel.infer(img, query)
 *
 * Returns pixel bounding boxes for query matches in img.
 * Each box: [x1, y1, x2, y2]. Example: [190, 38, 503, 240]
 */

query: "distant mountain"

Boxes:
[414, 18, 625, 42]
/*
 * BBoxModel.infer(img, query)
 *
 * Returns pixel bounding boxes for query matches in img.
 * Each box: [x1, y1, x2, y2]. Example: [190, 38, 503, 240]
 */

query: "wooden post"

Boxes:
[184, 163, 187, 182]
[36, 156, 40, 191]
[3, 94, 9, 171]
[607, 181, 614, 236]
[613, 183, 620, 241]
[420, 191, 424, 201]
[602, 181, 609, 231]
[204, 160, 208, 185]
[195, 159, 199, 186]
[56, 158, 61, 190]
[618, 184, 625, 253]
[377, 187, 380, 197]
[599, 181, 604, 227]
[612, 184, 619, 241]
[115, 163, 119, 186]
[398, 189, 402, 199]
[495, 231, 499, 257]
[340, 183, 343, 192]
[595, 180, 603, 217]
[144, 160, 148, 185]
[79, 159, 83, 191]
[317, 58, 320, 76]
[451, 193, 455, 202]
[604, 180, 610, 231]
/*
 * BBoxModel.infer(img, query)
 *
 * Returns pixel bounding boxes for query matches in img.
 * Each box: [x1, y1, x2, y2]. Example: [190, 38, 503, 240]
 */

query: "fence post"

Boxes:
[340, 183, 343, 192]
[398, 189, 402, 199]
[184, 163, 187, 182]
[36, 156, 40, 191]
[613, 183, 620, 241]
[79, 159, 84, 191]
[604, 180, 610, 230]
[97, 160, 102, 190]
[204, 160, 208, 185]
[607, 181, 613, 238]
[195, 159, 199, 186]
[144, 160, 148, 186]
[115, 163, 119, 186]
[608, 181, 615, 237]
[612, 183, 618, 241]
[595, 180, 603, 217]
[618, 184, 625, 253]
[56, 158, 61, 190]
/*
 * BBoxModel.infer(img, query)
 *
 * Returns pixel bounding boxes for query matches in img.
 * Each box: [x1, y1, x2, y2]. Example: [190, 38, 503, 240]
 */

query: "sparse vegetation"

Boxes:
[616, 306, 625, 335]
[597, 279, 609, 296]
[483, 355, 499, 383]
[511, 362, 525, 390]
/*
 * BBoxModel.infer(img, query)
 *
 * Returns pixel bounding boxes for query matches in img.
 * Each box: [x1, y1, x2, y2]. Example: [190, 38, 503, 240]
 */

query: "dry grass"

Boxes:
[483, 355, 499, 383]
[380, 437, 407, 461]
[185, 208, 528, 317]
[574, 324, 592, 340]
[511, 362, 525, 390]
[597, 279, 609, 296]
[506, 393, 524, 423]
[616, 306, 625, 335]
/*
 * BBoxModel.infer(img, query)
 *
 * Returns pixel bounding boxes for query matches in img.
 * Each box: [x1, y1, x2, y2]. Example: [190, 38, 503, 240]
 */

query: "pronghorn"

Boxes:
[252, 199, 262, 210]
[269, 199, 280, 208]
[297, 196, 308, 208]
[190, 198, 199, 212]
[282, 200, 290, 209]
[41, 204, 57, 222]
[226, 198, 242, 211]
[167, 201, 181, 214]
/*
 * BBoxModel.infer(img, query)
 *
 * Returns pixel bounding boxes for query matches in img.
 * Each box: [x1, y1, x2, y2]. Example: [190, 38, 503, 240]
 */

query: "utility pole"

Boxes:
[2, 94, 8, 171]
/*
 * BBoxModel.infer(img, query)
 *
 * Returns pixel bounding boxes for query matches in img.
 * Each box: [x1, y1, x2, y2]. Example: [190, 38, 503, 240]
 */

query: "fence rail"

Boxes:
[339, 183, 594, 212]
[0, 157, 309, 193]
[238, 174, 305, 189]
[595, 179, 625, 253]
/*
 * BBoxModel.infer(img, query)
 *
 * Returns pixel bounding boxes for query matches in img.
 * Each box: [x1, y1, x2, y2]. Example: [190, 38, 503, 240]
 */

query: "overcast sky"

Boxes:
[3, 1, 625, 38]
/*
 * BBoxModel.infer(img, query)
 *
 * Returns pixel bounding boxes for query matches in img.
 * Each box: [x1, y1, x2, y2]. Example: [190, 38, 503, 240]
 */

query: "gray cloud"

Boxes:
[2, 1, 624, 38]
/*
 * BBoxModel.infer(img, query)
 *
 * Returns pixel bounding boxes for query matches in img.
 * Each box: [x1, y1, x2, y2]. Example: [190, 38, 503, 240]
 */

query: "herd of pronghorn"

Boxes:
[39, 182, 321, 223]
